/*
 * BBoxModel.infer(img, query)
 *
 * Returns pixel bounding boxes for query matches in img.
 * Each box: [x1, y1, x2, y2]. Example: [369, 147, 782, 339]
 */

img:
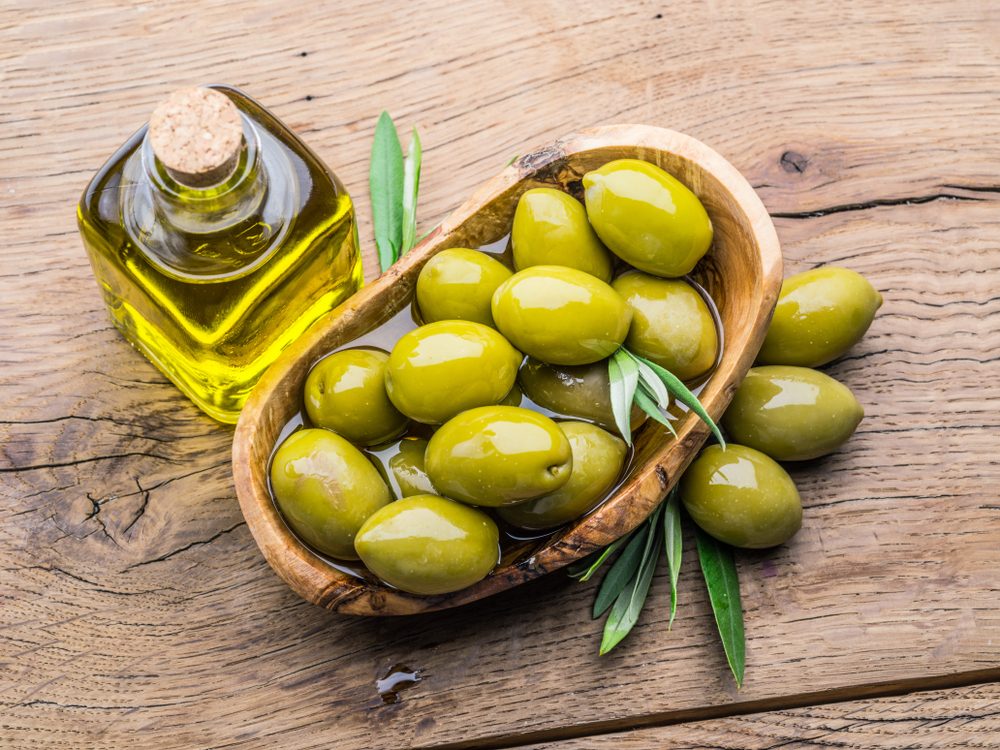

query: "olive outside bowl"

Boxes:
[232, 124, 783, 615]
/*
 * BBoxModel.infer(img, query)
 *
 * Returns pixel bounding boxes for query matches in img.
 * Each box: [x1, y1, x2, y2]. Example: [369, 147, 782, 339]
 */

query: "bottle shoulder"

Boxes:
[80, 86, 353, 282]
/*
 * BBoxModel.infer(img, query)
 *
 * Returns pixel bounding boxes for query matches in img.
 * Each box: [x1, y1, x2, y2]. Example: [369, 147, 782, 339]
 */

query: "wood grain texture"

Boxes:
[2, 0, 999, 748]
[525, 682, 1000, 749]
[233, 125, 782, 615]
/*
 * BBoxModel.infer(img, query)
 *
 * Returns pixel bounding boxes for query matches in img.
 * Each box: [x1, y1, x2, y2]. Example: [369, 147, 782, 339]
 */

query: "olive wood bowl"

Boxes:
[232, 124, 782, 615]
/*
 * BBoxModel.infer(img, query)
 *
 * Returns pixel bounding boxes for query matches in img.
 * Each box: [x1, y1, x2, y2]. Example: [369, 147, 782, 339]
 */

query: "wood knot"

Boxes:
[655, 466, 669, 488]
[780, 150, 809, 174]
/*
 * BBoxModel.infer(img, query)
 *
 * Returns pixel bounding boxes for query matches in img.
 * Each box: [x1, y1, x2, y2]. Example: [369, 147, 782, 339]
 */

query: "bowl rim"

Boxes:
[233, 124, 782, 615]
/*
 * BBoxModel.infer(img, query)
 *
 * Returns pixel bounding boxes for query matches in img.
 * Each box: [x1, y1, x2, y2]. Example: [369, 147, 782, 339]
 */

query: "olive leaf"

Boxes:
[695, 525, 745, 687]
[401, 127, 422, 255]
[593, 524, 648, 618]
[567, 531, 635, 582]
[599, 505, 664, 655]
[608, 349, 640, 444]
[663, 487, 682, 629]
[634, 388, 677, 437]
[369, 111, 404, 272]
[634, 358, 670, 409]
[631, 353, 726, 449]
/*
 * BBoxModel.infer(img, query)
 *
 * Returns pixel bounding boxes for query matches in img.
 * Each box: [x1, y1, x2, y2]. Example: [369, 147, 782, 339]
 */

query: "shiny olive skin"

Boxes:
[499, 422, 627, 530]
[757, 267, 883, 367]
[680, 444, 802, 549]
[387, 437, 436, 497]
[722, 366, 864, 461]
[385, 320, 522, 424]
[583, 159, 712, 278]
[491, 265, 631, 366]
[517, 357, 645, 436]
[354, 494, 499, 595]
[416, 248, 512, 327]
[425, 406, 573, 507]
[304, 348, 409, 446]
[612, 271, 718, 381]
[511, 188, 613, 281]
[270, 429, 392, 559]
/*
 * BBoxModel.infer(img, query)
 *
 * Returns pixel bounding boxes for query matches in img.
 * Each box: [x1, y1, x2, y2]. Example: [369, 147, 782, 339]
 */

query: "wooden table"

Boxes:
[3, 1, 999, 747]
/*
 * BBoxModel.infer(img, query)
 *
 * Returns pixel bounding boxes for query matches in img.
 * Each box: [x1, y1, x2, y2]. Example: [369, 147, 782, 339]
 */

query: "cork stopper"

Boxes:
[149, 87, 244, 188]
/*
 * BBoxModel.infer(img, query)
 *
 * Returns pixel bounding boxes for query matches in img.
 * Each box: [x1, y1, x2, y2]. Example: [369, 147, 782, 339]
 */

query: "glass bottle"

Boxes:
[77, 85, 362, 423]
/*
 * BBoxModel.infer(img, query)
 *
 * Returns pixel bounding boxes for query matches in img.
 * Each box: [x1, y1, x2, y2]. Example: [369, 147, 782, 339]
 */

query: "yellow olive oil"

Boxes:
[77, 85, 362, 423]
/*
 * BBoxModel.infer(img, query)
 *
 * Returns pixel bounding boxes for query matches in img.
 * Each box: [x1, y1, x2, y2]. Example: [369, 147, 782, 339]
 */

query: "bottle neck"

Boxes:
[141, 115, 267, 235]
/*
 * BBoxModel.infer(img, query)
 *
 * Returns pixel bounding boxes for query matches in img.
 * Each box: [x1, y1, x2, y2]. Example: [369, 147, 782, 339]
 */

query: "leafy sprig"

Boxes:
[584, 489, 746, 686]
[608, 349, 725, 448]
[369, 112, 423, 272]
[587, 358, 744, 684]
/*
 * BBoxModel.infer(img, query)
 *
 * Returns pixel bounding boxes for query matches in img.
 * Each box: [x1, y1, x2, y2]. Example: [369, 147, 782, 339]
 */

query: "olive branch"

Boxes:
[568, 349, 744, 686]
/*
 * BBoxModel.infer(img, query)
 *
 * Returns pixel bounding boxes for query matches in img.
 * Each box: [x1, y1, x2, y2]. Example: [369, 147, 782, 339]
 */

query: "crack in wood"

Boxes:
[0, 451, 176, 474]
[420, 669, 1000, 750]
[121, 477, 151, 535]
[123, 522, 247, 571]
[770, 192, 986, 220]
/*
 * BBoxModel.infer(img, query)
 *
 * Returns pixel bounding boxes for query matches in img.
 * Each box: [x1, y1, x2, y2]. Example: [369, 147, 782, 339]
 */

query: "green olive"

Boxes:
[270, 429, 392, 559]
[491, 265, 631, 366]
[499, 382, 523, 407]
[355, 494, 499, 595]
[498, 422, 627, 530]
[387, 437, 436, 497]
[511, 188, 613, 281]
[612, 271, 718, 381]
[304, 348, 409, 446]
[517, 357, 645, 436]
[757, 267, 883, 367]
[722, 366, 863, 461]
[385, 320, 523, 424]
[425, 405, 573, 506]
[583, 159, 712, 278]
[416, 248, 512, 327]
[680, 444, 802, 549]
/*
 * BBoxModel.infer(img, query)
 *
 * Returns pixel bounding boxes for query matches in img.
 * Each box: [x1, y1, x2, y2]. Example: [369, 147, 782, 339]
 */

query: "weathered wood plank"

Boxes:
[2, 0, 999, 748]
[525, 682, 1000, 749]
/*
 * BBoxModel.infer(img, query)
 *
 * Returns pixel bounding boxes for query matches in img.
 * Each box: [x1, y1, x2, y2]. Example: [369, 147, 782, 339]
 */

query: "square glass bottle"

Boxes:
[77, 85, 363, 423]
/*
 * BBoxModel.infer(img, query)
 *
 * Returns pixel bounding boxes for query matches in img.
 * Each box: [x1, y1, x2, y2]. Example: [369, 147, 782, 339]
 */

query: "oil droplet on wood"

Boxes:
[377, 664, 422, 705]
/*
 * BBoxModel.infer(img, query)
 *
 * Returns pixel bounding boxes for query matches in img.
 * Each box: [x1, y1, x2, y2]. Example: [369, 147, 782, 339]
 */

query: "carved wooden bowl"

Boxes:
[232, 125, 782, 615]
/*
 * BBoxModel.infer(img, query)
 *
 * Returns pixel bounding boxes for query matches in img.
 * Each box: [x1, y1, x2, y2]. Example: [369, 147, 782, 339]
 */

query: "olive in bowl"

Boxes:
[425, 405, 573, 507]
[304, 348, 408, 446]
[355, 494, 500, 596]
[385, 320, 522, 424]
[270, 429, 392, 560]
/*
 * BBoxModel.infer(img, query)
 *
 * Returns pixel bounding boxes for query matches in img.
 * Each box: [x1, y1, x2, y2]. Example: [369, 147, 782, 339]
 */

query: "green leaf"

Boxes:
[634, 387, 677, 438]
[600, 507, 664, 655]
[504, 153, 520, 167]
[695, 525, 745, 686]
[663, 488, 682, 629]
[635, 359, 670, 409]
[401, 127, 422, 255]
[631, 353, 726, 449]
[567, 531, 634, 582]
[593, 524, 648, 618]
[369, 111, 404, 272]
[608, 349, 640, 445]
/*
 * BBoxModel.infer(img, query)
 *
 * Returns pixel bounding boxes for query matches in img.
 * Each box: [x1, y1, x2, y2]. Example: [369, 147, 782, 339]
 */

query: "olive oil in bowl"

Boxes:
[77, 85, 363, 423]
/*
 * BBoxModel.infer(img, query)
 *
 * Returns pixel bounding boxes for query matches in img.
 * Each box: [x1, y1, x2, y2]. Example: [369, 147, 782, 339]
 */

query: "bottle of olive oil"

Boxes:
[77, 85, 362, 423]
